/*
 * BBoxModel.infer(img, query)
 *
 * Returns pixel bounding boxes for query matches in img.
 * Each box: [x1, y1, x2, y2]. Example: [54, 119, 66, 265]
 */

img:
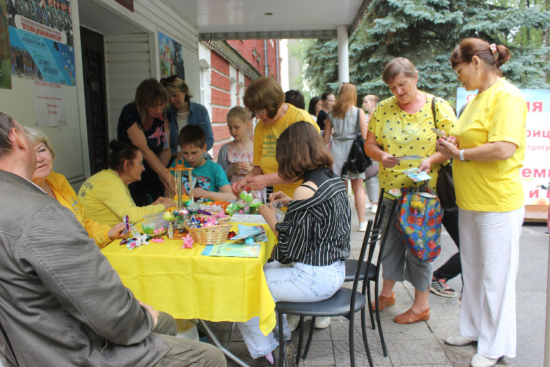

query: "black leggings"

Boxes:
[433, 210, 461, 281]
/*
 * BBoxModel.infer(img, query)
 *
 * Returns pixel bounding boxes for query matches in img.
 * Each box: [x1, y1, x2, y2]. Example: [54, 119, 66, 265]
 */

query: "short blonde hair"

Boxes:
[227, 106, 250, 124]
[24, 126, 54, 158]
[382, 57, 418, 85]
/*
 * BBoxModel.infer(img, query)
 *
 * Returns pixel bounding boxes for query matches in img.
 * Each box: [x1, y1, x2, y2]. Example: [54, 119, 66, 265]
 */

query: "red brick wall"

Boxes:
[209, 42, 280, 160]
[227, 40, 280, 81]
[210, 51, 231, 159]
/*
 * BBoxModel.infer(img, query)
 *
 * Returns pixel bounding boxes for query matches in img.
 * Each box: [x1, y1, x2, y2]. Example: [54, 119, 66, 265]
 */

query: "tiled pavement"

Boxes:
[198, 197, 544, 366]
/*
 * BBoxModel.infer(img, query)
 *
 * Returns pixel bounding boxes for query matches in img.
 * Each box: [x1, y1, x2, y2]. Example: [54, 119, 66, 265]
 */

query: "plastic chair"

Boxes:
[344, 188, 397, 357]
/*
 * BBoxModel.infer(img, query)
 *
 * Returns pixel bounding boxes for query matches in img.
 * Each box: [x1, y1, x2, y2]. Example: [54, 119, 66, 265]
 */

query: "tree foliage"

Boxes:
[304, 0, 550, 105]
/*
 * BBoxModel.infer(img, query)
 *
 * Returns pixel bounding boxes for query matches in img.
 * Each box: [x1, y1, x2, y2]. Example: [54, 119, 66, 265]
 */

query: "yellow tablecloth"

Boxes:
[101, 223, 276, 336]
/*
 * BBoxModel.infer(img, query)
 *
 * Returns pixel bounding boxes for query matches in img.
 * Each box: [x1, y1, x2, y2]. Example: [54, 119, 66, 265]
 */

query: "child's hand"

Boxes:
[259, 203, 277, 222]
[237, 162, 253, 174]
[193, 188, 208, 199]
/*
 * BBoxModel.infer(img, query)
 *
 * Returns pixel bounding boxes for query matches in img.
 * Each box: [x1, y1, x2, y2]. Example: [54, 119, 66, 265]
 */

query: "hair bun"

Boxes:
[495, 44, 511, 67]
[109, 140, 124, 151]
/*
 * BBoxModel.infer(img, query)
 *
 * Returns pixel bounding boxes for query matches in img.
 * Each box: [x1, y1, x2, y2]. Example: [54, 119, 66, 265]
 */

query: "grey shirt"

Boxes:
[0, 171, 169, 366]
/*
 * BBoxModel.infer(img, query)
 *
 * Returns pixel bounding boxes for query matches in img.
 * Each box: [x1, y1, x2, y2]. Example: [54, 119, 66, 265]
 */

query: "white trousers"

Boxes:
[458, 207, 524, 359]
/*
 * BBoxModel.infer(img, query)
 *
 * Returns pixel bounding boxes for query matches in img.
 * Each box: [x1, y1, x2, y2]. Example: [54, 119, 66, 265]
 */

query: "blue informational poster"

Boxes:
[457, 87, 550, 206]
[9, 25, 74, 85]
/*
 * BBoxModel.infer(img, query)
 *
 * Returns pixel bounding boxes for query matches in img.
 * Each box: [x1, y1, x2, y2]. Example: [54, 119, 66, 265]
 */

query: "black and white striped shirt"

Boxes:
[274, 176, 351, 266]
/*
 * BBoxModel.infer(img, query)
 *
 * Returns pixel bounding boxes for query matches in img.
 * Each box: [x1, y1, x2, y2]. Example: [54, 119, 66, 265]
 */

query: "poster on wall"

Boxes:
[33, 80, 66, 126]
[6, 0, 73, 46]
[158, 31, 184, 80]
[457, 87, 550, 207]
[0, 0, 11, 89]
[9, 26, 74, 85]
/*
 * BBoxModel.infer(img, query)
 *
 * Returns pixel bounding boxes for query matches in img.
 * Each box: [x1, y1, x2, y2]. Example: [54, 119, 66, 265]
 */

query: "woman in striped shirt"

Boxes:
[237, 121, 351, 366]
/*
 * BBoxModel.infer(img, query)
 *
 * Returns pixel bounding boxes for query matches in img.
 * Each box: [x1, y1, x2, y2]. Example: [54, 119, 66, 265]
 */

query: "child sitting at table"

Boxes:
[236, 121, 352, 366]
[171, 125, 236, 202]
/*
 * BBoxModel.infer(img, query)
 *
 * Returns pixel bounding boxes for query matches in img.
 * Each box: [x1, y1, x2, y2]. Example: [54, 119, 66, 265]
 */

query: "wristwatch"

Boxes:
[459, 149, 468, 162]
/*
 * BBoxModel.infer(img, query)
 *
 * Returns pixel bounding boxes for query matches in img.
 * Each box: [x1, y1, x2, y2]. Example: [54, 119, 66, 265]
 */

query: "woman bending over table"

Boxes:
[237, 121, 351, 366]
[117, 78, 171, 206]
[79, 140, 174, 227]
[25, 127, 126, 248]
[231, 77, 319, 200]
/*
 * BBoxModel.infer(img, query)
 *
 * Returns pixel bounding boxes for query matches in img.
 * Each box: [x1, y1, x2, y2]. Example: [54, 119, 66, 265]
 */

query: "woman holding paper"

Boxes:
[364, 57, 456, 324]
[436, 39, 526, 367]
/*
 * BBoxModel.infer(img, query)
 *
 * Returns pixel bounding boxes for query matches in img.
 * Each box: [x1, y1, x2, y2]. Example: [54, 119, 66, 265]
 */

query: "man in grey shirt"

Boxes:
[0, 112, 226, 367]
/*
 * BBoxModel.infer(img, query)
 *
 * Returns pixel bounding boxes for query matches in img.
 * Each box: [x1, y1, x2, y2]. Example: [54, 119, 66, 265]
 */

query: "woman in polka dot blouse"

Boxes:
[364, 57, 457, 324]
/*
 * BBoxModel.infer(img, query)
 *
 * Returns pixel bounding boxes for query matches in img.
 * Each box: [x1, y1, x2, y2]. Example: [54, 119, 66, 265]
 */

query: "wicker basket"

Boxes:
[184, 216, 232, 245]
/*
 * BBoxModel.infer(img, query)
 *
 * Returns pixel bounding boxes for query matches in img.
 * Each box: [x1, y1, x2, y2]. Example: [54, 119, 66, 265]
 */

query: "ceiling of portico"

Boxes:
[160, 0, 369, 41]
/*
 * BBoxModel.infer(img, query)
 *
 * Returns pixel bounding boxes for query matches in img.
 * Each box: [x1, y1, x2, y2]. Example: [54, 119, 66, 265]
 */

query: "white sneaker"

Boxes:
[445, 335, 476, 347]
[358, 221, 368, 232]
[371, 204, 378, 214]
[286, 314, 300, 332]
[471, 353, 499, 367]
[314, 317, 331, 329]
[365, 202, 373, 209]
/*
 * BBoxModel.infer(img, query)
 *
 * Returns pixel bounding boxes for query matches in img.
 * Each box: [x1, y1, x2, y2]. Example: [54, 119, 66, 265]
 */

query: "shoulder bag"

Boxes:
[341, 108, 372, 179]
[431, 98, 457, 211]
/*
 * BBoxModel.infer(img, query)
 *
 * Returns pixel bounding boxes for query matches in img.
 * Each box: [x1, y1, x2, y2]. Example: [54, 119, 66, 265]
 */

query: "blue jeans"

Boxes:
[238, 260, 345, 359]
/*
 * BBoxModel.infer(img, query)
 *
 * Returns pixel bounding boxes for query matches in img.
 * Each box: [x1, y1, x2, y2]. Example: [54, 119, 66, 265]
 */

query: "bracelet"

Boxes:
[459, 149, 468, 162]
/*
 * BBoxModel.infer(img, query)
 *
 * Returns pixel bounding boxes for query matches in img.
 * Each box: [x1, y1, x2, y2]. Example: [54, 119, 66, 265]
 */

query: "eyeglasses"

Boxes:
[454, 65, 464, 77]
[251, 109, 265, 116]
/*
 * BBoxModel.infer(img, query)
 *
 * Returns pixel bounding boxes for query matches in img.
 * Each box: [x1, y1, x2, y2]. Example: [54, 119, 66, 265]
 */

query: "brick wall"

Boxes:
[210, 51, 231, 159]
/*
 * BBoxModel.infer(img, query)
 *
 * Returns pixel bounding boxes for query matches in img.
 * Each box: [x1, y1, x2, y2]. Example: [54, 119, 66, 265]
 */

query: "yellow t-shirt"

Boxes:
[253, 104, 319, 198]
[451, 78, 527, 212]
[369, 93, 456, 191]
[79, 169, 165, 227]
[46, 172, 111, 248]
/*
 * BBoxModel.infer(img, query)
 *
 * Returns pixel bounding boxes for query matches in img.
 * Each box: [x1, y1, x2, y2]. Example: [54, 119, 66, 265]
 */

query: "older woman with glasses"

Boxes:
[231, 77, 319, 201]
[25, 127, 126, 248]
[160, 76, 214, 157]
[437, 38, 527, 367]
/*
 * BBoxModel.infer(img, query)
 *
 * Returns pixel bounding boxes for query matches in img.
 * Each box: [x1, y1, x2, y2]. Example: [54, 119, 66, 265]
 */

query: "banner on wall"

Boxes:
[158, 31, 184, 80]
[33, 80, 66, 126]
[6, 0, 73, 46]
[0, 0, 11, 89]
[457, 87, 550, 206]
[9, 26, 74, 85]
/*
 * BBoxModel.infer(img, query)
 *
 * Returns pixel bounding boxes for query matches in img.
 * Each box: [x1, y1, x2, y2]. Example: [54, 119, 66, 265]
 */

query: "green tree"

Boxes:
[304, 0, 550, 105]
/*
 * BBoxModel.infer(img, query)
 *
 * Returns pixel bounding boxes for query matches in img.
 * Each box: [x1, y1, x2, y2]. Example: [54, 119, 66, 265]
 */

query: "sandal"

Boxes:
[394, 307, 430, 324]
[371, 291, 395, 311]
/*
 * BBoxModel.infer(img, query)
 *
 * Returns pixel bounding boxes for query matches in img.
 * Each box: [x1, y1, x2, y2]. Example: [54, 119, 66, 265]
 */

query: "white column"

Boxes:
[337, 25, 349, 84]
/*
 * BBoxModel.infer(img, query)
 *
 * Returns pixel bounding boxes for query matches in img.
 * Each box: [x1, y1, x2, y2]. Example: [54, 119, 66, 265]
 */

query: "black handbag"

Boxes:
[431, 97, 457, 211]
[342, 108, 372, 179]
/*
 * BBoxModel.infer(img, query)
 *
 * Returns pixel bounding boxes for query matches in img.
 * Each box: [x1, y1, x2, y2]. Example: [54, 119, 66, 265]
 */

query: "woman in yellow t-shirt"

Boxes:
[364, 58, 457, 325]
[231, 77, 319, 200]
[79, 141, 174, 227]
[437, 39, 527, 367]
[25, 127, 126, 248]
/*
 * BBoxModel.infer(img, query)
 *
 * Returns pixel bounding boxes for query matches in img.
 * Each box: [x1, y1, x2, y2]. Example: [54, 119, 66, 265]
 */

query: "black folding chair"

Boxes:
[275, 197, 397, 367]
[343, 188, 397, 357]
